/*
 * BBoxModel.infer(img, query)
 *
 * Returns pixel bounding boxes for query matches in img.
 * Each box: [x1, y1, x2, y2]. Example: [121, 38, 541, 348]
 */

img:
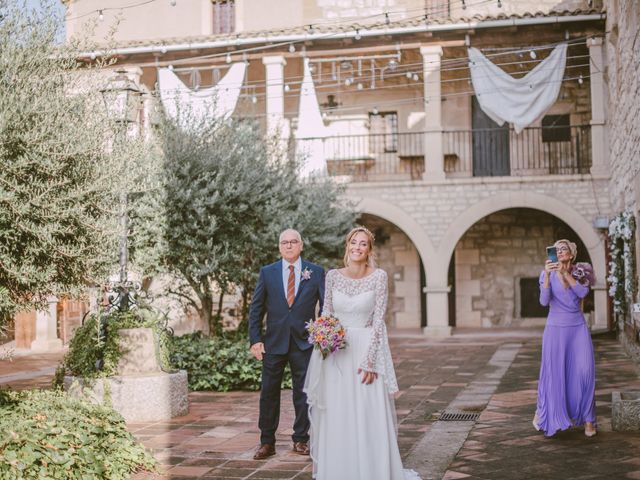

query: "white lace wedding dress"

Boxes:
[304, 268, 420, 480]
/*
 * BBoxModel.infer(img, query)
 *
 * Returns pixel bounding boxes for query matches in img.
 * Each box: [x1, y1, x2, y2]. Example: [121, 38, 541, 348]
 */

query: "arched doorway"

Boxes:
[449, 208, 594, 328]
[359, 214, 426, 329]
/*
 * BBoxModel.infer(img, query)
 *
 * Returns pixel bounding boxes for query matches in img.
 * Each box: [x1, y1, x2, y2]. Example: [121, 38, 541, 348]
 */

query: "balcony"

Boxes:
[295, 125, 591, 182]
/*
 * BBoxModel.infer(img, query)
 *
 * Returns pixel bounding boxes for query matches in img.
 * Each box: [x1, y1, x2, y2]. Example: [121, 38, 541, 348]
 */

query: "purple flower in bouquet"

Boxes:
[306, 315, 347, 359]
[571, 262, 596, 287]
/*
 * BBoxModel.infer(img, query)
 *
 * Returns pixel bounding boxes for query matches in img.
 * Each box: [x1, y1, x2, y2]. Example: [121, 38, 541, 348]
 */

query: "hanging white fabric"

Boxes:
[468, 43, 567, 134]
[157, 62, 246, 126]
[295, 58, 329, 178]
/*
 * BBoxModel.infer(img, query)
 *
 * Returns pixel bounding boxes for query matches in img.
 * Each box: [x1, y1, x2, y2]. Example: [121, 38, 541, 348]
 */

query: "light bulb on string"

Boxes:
[355, 29, 361, 40]
[412, 74, 419, 82]
[385, 13, 390, 25]
[497, 0, 502, 7]
[169, 0, 176, 5]
[372, 107, 379, 115]
[168, 64, 174, 71]
[90, 52, 96, 60]
[345, 77, 353, 86]
[357, 82, 364, 90]
[462, 0, 466, 9]
[578, 74, 584, 85]
[289, 44, 296, 53]
[251, 96, 257, 104]
[98, 10, 104, 21]
[160, 46, 167, 54]
[284, 84, 291, 92]
[529, 50, 537, 59]
[226, 53, 232, 63]
[406, 71, 413, 79]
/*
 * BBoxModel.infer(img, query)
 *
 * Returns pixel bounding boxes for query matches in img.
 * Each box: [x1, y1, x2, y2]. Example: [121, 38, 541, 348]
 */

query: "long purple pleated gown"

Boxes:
[536, 270, 596, 437]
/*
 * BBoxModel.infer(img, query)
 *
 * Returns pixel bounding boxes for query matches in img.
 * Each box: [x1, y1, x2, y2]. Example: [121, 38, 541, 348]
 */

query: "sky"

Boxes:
[23, 0, 67, 41]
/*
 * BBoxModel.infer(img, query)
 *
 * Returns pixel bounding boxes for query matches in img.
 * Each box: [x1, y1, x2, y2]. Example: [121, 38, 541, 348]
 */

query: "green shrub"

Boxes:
[171, 332, 292, 391]
[0, 389, 156, 479]
[54, 307, 173, 386]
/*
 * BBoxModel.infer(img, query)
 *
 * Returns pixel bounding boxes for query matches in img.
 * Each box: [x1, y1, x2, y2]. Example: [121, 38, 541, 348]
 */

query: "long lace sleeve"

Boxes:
[359, 270, 398, 393]
[321, 269, 334, 317]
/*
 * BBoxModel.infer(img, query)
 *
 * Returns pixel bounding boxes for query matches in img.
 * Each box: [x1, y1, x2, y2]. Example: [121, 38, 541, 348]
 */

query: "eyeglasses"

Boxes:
[280, 240, 300, 247]
[557, 247, 570, 253]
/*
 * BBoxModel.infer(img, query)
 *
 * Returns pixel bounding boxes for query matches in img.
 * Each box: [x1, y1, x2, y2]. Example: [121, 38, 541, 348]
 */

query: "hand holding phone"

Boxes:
[546, 246, 558, 263]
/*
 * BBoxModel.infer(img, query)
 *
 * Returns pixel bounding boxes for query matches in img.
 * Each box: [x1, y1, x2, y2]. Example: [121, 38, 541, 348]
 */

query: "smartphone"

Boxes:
[546, 246, 558, 263]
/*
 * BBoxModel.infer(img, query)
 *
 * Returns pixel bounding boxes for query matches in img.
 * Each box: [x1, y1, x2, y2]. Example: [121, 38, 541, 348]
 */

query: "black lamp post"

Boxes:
[100, 69, 142, 310]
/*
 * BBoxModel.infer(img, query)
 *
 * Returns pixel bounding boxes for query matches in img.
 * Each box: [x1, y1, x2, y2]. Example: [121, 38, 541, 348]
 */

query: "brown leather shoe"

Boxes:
[253, 443, 275, 460]
[292, 441, 310, 455]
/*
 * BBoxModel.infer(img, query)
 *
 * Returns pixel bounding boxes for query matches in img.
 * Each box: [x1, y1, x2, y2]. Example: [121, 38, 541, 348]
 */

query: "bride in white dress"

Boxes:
[304, 227, 420, 480]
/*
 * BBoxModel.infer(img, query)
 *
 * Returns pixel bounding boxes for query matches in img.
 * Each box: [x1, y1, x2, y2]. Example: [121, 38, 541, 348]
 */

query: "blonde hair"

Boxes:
[343, 226, 377, 267]
[554, 239, 577, 260]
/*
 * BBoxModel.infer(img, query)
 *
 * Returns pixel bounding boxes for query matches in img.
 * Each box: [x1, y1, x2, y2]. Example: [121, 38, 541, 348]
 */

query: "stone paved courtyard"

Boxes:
[1, 329, 639, 479]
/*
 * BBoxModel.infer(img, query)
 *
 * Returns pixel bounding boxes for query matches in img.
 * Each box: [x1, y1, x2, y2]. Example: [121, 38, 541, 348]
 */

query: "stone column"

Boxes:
[592, 286, 608, 330]
[588, 37, 609, 177]
[262, 55, 287, 138]
[423, 285, 452, 337]
[30, 297, 63, 352]
[421, 45, 445, 180]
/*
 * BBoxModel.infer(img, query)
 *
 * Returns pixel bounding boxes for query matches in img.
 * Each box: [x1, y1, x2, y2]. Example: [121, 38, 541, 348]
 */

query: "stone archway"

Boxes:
[433, 191, 607, 329]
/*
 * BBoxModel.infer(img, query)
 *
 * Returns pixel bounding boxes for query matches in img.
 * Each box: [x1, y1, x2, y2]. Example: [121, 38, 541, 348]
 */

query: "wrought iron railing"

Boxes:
[293, 125, 591, 182]
[443, 125, 592, 177]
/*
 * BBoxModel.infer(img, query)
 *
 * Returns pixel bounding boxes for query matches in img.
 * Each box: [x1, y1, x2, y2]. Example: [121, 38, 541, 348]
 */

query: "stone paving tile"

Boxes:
[4, 330, 640, 479]
[444, 333, 640, 480]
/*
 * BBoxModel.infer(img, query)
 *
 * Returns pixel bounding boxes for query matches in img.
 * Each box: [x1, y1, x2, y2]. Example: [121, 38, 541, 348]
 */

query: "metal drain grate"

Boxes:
[439, 411, 481, 422]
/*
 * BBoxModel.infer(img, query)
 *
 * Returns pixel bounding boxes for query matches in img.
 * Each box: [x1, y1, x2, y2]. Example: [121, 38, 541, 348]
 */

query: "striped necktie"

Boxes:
[287, 265, 295, 307]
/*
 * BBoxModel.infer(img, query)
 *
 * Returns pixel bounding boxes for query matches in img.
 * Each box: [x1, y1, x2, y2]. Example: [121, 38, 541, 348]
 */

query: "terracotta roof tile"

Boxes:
[111, 8, 604, 49]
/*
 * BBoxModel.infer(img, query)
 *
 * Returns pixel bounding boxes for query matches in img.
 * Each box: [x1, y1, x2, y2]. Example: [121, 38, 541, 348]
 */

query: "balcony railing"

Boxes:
[443, 125, 592, 177]
[294, 125, 591, 182]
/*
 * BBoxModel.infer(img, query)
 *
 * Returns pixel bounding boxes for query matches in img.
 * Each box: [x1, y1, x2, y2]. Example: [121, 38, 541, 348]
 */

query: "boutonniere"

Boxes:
[301, 267, 313, 281]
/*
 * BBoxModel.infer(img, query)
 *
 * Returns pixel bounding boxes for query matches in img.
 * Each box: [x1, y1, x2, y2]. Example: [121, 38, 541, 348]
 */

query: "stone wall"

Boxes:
[360, 214, 422, 328]
[350, 175, 610, 251]
[605, 0, 640, 348]
[455, 208, 593, 327]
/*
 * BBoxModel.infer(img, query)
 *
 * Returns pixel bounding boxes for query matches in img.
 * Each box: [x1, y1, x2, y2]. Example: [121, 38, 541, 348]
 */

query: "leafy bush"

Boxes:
[54, 307, 173, 386]
[0, 389, 156, 479]
[171, 332, 292, 391]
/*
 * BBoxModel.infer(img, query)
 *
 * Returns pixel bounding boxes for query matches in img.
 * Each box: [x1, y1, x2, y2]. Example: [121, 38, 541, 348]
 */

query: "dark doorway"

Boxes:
[472, 96, 510, 176]
[448, 252, 456, 327]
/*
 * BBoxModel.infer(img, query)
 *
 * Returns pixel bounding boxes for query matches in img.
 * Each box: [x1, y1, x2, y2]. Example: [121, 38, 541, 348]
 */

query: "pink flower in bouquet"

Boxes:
[301, 267, 312, 281]
[571, 262, 596, 287]
[306, 315, 347, 359]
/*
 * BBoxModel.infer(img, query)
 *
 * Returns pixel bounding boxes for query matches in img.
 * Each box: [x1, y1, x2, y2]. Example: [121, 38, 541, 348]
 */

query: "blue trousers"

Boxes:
[259, 337, 312, 445]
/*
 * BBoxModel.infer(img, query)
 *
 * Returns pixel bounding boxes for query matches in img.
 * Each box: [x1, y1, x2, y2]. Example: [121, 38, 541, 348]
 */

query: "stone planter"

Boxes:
[64, 370, 189, 422]
[64, 327, 189, 422]
[612, 391, 640, 431]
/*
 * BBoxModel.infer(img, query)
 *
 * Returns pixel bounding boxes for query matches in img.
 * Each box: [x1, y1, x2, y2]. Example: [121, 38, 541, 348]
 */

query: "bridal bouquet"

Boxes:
[306, 315, 347, 359]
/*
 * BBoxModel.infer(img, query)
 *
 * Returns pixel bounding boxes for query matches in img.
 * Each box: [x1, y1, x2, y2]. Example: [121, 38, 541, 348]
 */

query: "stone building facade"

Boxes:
[16, 0, 628, 350]
[604, 0, 640, 355]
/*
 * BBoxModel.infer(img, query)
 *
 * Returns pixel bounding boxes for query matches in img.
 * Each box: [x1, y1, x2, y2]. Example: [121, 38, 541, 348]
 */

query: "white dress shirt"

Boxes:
[282, 257, 302, 298]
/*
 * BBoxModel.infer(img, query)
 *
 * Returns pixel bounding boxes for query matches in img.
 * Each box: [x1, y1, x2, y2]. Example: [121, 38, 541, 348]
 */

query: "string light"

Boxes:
[357, 82, 364, 90]
[289, 44, 296, 53]
[385, 12, 390, 25]
[251, 95, 257, 104]
[529, 50, 537, 59]
[578, 74, 584, 85]
[412, 73, 420, 81]
[226, 53, 232, 63]
[462, 0, 467, 9]
[355, 29, 361, 40]
[497, 0, 502, 7]
[169, 0, 176, 5]
[98, 10, 104, 21]
[284, 84, 291, 92]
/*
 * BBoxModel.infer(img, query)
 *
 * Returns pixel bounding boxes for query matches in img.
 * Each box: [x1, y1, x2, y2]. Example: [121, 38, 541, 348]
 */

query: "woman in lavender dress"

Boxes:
[533, 239, 597, 437]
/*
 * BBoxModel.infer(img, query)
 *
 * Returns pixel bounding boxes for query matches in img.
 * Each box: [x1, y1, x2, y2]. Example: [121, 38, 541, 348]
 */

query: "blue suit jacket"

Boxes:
[248, 259, 325, 355]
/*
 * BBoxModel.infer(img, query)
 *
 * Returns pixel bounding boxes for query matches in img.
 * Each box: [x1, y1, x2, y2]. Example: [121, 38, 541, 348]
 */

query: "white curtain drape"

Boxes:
[468, 43, 567, 133]
[295, 58, 329, 178]
[157, 62, 246, 125]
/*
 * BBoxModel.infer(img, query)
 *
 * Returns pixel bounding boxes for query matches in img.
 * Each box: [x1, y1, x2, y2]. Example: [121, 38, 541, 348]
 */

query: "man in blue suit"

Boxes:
[249, 228, 325, 460]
